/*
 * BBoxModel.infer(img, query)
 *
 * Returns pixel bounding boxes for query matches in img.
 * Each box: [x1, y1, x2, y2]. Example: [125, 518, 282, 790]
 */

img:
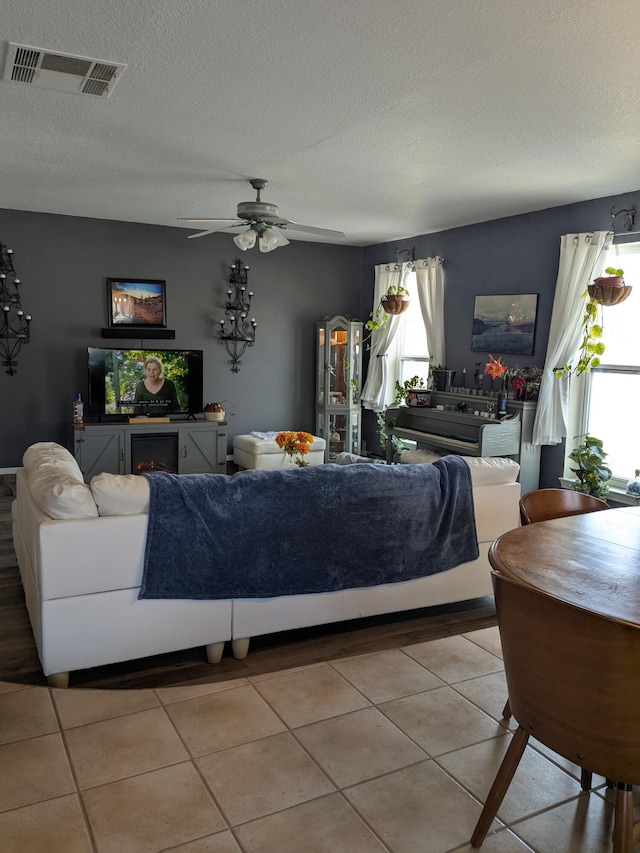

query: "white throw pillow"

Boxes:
[23, 442, 99, 519]
[23, 441, 84, 482]
[90, 472, 150, 516]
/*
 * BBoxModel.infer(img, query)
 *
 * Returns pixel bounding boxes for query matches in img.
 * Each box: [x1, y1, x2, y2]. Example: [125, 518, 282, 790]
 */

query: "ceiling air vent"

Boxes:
[3, 42, 126, 97]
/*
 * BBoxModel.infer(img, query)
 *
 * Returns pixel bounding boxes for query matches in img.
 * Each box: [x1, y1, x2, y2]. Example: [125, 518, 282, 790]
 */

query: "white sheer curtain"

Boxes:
[361, 262, 411, 411]
[414, 257, 445, 365]
[532, 231, 612, 446]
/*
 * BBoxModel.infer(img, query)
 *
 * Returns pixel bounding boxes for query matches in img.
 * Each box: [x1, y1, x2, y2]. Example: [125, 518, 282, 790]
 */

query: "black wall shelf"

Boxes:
[101, 327, 176, 340]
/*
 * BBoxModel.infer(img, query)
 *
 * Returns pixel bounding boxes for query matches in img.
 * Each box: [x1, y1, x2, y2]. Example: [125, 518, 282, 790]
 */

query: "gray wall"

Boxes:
[362, 188, 640, 485]
[3, 187, 639, 484]
[0, 209, 362, 467]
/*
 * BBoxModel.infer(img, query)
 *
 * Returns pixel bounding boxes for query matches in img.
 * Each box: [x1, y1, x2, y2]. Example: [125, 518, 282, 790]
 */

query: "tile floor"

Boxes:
[0, 627, 628, 852]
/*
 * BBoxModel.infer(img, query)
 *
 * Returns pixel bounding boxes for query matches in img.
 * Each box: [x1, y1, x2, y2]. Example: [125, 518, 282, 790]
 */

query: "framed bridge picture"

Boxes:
[471, 293, 538, 356]
[107, 278, 167, 327]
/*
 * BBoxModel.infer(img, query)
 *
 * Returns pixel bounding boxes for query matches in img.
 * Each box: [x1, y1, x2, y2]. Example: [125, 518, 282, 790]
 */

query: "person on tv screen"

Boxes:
[134, 356, 180, 414]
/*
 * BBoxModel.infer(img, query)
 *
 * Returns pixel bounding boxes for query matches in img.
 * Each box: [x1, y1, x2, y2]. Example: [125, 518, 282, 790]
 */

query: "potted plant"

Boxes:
[203, 401, 233, 421]
[364, 283, 410, 335]
[588, 266, 632, 306]
[429, 364, 456, 392]
[556, 265, 635, 379]
[375, 375, 425, 452]
[484, 354, 508, 393]
[568, 434, 612, 498]
[509, 365, 543, 401]
[381, 285, 411, 316]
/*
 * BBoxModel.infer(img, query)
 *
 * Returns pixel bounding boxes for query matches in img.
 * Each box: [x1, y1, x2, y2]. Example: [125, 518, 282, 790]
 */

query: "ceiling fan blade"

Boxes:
[177, 217, 241, 223]
[282, 219, 345, 239]
[181, 219, 246, 239]
[187, 229, 222, 239]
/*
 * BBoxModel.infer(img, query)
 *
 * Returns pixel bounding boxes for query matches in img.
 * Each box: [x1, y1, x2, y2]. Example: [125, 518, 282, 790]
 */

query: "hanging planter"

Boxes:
[587, 267, 632, 306]
[364, 284, 410, 337]
[556, 266, 633, 379]
[381, 293, 410, 315]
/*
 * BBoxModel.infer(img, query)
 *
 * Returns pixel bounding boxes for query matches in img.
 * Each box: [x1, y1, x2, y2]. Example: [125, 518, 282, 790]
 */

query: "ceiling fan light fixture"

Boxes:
[233, 227, 257, 251]
[259, 227, 290, 253]
[181, 178, 344, 243]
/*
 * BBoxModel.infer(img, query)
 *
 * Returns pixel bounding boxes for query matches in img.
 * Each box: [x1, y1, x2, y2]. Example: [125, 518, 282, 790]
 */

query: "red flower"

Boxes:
[485, 355, 508, 380]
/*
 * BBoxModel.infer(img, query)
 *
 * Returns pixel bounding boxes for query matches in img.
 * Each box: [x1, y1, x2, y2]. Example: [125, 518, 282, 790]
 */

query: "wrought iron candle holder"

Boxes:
[0, 243, 32, 376]
[218, 259, 257, 372]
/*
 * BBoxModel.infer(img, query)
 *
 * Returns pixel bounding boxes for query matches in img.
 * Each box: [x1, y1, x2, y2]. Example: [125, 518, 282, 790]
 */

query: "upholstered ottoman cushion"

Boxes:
[233, 433, 326, 469]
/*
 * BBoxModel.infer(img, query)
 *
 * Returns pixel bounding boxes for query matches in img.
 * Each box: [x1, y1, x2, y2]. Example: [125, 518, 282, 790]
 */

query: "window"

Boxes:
[395, 269, 431, 387]
[571, 242, 640, 487]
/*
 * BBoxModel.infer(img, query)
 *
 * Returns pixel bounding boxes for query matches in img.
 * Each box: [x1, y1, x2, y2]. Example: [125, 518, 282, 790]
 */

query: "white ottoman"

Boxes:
[233, 433, 326, 470]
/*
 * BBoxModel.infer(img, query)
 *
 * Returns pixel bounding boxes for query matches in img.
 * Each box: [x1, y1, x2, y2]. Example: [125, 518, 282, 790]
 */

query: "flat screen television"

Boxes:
[88, 347, 204, 419]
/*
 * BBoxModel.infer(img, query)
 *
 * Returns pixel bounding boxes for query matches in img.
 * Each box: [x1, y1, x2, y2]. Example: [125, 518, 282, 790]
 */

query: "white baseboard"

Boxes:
[0, 468, 18, 475]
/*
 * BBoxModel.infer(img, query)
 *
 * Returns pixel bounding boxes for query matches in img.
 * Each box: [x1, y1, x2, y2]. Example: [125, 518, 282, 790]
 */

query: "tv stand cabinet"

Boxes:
[69, 421, 227, 480]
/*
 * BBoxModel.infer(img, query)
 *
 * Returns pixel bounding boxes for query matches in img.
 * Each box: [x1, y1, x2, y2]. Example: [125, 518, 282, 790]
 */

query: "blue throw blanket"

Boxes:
[139, 456, 478, 600]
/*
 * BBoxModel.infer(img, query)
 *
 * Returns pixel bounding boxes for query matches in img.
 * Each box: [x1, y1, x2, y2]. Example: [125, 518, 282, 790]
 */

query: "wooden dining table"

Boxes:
[488, 505, 640, 626]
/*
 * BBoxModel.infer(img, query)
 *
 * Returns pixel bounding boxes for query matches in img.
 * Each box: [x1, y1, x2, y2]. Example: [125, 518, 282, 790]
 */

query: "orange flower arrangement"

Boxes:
[484, 354, 508, 381]
[275, 431, 313, 467]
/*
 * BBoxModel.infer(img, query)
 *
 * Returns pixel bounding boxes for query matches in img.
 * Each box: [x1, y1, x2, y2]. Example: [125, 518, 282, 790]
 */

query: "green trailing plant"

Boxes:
[554, 294, 605, 378]
[568, 434, 611, 498]
[555, 267, 626, 379]
[341, 362, 359, 399]
[375, 375, 426, 453]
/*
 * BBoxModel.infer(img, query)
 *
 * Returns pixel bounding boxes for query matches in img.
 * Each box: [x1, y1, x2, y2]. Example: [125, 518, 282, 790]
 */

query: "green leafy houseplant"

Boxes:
[568, 434, 612, 498]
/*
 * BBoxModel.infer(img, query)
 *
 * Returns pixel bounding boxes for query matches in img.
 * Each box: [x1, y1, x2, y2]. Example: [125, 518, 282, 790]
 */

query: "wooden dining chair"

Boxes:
[519, 487, 609, 526]
[503, 487, 610, 758]
[472, 571, 640, 852]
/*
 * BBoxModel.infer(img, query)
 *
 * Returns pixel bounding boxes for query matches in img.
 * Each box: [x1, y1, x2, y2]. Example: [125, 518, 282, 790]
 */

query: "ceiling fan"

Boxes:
[177, 178, 345, 252]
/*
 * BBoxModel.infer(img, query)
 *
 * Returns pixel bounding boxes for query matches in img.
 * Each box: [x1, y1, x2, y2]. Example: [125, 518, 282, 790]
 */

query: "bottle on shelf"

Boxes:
[497, 380, 508, 417]
[72, 393, 84, 425]
[627, 469, 640, 497]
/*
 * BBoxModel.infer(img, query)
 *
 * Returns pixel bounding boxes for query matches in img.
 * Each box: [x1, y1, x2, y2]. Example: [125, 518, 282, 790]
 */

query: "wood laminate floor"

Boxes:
[0, 480, 497, 690]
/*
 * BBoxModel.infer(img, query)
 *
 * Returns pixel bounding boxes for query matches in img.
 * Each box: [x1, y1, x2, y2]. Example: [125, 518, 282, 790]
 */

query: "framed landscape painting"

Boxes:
[107, 278, 167, 327]
[471, 293, 538, 356]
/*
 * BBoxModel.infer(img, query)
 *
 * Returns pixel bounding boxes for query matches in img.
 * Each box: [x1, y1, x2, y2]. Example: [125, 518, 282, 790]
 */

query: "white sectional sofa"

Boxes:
[12, 443, 231, 687]
[11, 442, 521, 685]
[230, 453, 521, 658]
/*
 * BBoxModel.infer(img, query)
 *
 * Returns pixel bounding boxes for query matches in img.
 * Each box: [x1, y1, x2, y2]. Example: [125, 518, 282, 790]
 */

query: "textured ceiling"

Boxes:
[2, 0, 640, 246]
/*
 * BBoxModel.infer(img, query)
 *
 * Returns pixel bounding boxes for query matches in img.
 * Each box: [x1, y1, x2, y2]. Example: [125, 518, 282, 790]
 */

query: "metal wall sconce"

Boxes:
[0, 243, 32, 375]
[218, 259, 257, 372]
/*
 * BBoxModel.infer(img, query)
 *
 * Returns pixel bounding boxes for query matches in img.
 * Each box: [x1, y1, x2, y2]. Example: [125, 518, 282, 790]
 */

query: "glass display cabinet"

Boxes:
[315, 315, 363, 461]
